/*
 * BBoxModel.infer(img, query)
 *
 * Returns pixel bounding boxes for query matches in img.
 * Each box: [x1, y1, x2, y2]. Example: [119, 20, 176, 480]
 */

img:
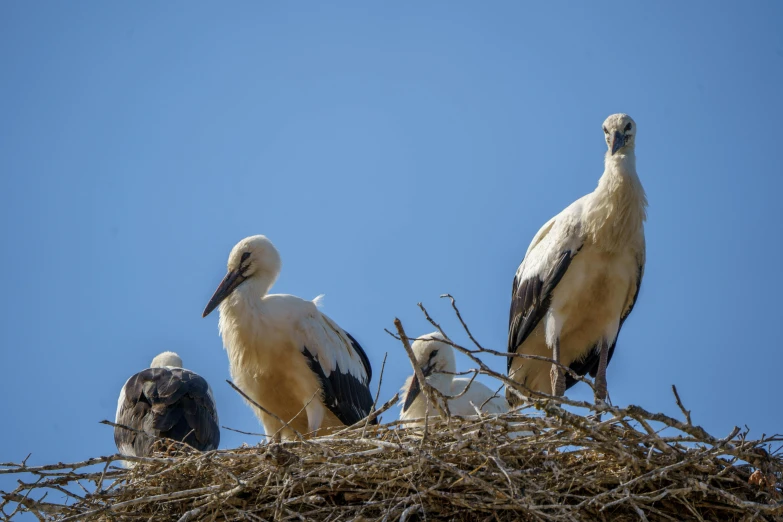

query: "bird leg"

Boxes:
[550, 337, 566, 396]
[594, 339, 609, 403]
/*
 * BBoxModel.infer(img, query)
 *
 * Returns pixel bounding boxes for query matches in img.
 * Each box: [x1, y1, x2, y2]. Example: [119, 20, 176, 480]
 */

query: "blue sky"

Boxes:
[2, 1, 782, 506]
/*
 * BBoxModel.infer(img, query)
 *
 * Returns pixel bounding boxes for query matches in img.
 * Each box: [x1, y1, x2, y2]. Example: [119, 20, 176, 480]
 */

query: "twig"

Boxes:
[226, 380, 309, 444]
[221, 425, 266, 437]
[0, 454, 172, 475]
[278, 389, 320, 439]
[58, 485, 225, 522]
[331, 393, 400, 438]
[413, 301, 596, 395]
[393, 318, 448, 419]
[363, 352, 388, 437]
[672, 385, 693, 425]
[439, 294, 485, 351]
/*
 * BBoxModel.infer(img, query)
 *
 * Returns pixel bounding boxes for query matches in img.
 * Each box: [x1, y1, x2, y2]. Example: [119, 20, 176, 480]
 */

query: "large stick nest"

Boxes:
[2, 399, 781, 522]
[2, 301, 781, 521]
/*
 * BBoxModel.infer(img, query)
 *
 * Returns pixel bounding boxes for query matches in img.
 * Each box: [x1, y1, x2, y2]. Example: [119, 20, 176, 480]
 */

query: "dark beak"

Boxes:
[611, 131, 626, 155]
[401, 363, 435, 412]
[202, 269, 245, 318]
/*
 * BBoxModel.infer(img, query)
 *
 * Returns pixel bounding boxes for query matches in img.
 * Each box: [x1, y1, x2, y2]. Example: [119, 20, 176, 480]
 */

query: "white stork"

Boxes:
[507, 113, 647, 405]
[400, 332, 508, 423]
[202, 235, 375, 440]
[114, 352, 220, 462]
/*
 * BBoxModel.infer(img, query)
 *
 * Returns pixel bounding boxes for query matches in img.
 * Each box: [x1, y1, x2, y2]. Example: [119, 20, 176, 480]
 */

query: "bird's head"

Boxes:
[202, 235, 282, 318]
[602, 113, 636, 156]
[402, 332, 456, 412]
[150, 351, 183, 369]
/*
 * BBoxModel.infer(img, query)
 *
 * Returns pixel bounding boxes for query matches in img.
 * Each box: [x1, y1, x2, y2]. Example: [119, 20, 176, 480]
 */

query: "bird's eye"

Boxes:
[603, 126, 608, 134]
[241, 252, 251, 263]
[624, 123, 632, 132]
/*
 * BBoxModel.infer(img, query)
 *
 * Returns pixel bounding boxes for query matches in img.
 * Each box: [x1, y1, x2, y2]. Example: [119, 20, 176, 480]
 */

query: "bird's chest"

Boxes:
[225, 317, 315, 389]
[552, 248, 637, 336]
[227, 337, 319, 418]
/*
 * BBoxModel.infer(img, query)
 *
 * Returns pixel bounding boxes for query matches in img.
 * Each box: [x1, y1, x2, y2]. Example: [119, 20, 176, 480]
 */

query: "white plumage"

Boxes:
[400, 332, 508, 423]
[202, 235, 375, 440]
[507, 113, 647, 405]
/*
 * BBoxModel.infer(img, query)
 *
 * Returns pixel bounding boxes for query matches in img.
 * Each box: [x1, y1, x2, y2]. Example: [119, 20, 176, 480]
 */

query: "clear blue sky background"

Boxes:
[2, 1, 782, 508]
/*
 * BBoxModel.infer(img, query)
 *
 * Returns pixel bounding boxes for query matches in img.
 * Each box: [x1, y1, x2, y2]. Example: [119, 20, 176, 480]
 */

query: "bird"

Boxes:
[507, 113, 646, 405]
[400, 332, 508, 423]
[114, 351, 220, 463]
[202, 235, 375, 440]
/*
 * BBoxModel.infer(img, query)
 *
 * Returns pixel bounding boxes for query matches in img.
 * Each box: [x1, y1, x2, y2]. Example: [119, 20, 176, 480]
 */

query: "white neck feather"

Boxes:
[584, 148, 648, 251]
[427, 372, 453, 394]
[217, 276, 274, 371]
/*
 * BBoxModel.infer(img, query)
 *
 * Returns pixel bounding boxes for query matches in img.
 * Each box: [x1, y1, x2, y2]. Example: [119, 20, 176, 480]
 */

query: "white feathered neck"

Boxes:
[584, 149, 648, 251]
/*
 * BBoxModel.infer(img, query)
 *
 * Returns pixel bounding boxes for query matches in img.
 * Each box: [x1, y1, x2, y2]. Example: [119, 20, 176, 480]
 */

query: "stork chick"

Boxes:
[507, 113, 647, 405]
[400, 332, 508, 424]
[114, 352, 220, 465]
[202, 235, 375, 440]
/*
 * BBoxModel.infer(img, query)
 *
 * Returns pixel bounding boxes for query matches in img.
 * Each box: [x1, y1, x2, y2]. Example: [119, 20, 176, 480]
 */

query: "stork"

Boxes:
[400, 332, 508, 423]
[507, 113, 646, 405]
[114, 352, 220, 463]
[202, 235, 375, 440]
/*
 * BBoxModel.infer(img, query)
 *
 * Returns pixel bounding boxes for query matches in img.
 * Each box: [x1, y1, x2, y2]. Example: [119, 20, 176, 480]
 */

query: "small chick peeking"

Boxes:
[507, 113, 646, 406]
[400, 332, 508, 425]
[203, 235, 376, 440]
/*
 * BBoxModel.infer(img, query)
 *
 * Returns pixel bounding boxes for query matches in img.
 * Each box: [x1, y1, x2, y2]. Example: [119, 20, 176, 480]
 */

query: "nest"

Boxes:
[2, 305, 781, 520]
[2, 395, 781, 522]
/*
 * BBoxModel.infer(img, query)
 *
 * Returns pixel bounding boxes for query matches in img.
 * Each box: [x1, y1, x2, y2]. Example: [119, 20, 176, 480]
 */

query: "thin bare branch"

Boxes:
[226, 380, 310, 444]
[672, 384, 693, 425]
[363, 352, 389, 437]
[393, 318, 449, 419]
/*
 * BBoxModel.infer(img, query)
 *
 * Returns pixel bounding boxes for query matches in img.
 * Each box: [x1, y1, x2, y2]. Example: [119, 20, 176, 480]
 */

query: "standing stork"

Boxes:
[202, 235, 375, 440]
[114, 352, 220, 462]
[507, 113, 647, 405]
[400, 332, 508, 424]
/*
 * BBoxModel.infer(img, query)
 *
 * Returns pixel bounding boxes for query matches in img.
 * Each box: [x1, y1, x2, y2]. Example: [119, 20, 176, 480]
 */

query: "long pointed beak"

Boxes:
[611, 131, 626, 155]
[202, 269, 245, 318]
[401, 363, 435, 412]
[402, 375, 421, 412]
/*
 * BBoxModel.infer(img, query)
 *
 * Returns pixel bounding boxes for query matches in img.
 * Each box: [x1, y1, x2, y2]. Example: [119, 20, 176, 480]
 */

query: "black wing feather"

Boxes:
[344, 331, 373, 383]
[302, 332, 376, 427]
[115, 368, 220, 458]
[564, 262, 644, 389]
[508, 249, 577, 372]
